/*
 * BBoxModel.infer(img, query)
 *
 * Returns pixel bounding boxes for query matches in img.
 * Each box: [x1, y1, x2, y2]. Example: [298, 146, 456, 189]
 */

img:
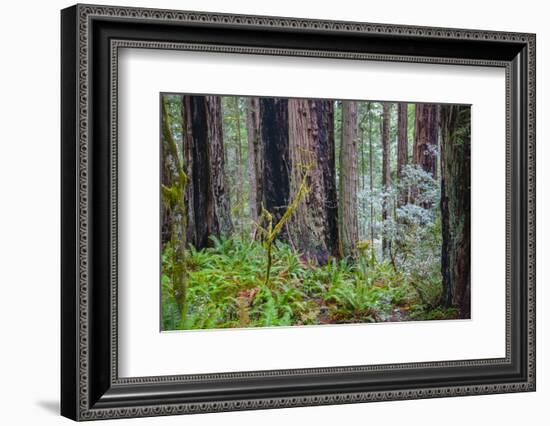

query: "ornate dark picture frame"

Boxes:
[61, 4, 536, 421]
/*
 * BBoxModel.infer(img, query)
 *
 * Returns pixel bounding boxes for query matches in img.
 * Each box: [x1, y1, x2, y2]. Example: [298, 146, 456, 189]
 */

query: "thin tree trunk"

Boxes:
[361, 120, 366, 193]
[434, 105, 441, 181]
[246, 97, 262, 224]
[259, 98, 290, 229]
[381, 103, 391, 255]
[162, 96, 188, 320]
[339, 101, 359, 258]
[233, 96, 243, 235]
[440, 105, 471, 319]
[360, 113, 366, 239]
[397, 103, 408, 180]
[287, 99, 339, 264]
[161, 98, 175, 248]
[368, 104, 374, 244]
[397, 103, 409, 208]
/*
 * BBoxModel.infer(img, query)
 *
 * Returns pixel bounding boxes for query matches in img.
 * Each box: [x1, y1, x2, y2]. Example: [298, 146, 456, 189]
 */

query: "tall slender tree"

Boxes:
[232, 97, 244, 234]
[381, 102, 391, 254]
[367, 103, 375, 244]
[287, 98, 339, 263]
[339, 100, 359, 258]
[245, 97, 262, 223]
[359, 104, 367, 239]
[440, 105, 471, 319]
[396, 103, 409, 209]
[397, 103, 409, 179]
[161, 95, 188, 319]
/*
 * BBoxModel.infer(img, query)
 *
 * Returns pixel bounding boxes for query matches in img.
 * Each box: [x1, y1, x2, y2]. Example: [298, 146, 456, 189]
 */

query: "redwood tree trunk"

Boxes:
[440, 105, 471, 319]
[339, 101, 359, 258]
[259, 98, 290, 227]
[246, 97, 262, 223]
[381, 102, 391, 254]
[287, 98, 339, 264]
[413, 103, 438, 176]
[182, 95, 231, 249]
[206, 96, 233, 237]
[397, 102, 408, 180]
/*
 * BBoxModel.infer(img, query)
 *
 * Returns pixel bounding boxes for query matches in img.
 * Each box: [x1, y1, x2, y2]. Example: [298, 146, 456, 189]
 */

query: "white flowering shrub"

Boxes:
[357, 164, 442, 300]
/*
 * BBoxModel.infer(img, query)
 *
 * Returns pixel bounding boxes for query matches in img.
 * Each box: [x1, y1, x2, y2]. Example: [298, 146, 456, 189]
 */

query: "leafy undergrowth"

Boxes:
[161, 237, 460, 331]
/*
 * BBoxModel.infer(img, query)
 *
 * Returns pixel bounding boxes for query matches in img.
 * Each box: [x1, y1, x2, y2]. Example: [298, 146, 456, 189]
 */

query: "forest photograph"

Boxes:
[160, 93, 471, 331]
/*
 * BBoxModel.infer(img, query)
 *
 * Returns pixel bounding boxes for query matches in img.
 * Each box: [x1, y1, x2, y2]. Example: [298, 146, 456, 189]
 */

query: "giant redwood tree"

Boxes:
[206, 96, 233, 236]
[182, 95, 232, 249]
[287, 98, 339, 264]
[440, 105, 471, 319]
[339, 101, 359, 258]
[259, 98, 290, 226]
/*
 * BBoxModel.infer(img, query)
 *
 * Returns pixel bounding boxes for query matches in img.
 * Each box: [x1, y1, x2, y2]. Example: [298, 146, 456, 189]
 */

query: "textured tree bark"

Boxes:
[368, 104, 375, 244]
[287, 98, 339, 264]
[232, 97, 243, 235]
[161, 127, 173, 247]
[440, 105, 471, 319]
[246, 97, 262, 224]
[206, 96, 233, 237]
[397, 103, 408, 180]
[381, 102, 391, 254]
[183, 95, 232, 249]
[259, 98, 290, 228]
[161, 96, 188, 318]
[413, 103, 438, 176]
[182, 95, 204, 248]
[339, 101, 359, 258]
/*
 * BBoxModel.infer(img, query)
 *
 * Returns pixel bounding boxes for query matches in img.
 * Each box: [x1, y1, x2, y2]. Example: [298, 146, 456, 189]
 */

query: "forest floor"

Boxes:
[161, 236, 460, 331]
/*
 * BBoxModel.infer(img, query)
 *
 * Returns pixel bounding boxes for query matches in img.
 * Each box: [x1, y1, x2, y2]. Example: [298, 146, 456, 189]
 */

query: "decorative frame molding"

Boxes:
[61, 4, 536, 421]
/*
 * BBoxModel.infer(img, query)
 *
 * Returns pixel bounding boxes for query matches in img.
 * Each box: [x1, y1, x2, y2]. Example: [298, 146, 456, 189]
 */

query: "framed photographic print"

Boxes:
[61, 4, 536, 421]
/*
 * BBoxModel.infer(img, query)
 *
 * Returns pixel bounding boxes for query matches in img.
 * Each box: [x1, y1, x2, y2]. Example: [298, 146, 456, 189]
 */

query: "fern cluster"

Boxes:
[161, 236, 458, 331]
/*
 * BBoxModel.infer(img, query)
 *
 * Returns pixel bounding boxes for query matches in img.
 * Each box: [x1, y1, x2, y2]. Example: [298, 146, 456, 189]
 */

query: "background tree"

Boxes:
[287, 98, 339, 263]
[367, 103, 376, 243]
[440, 105, 471, 318]
[381, 102, 391, 254]
[231, 97, 244, 234]
[222, 97, 249, 236]
[246, 97, 262, 223]
[161, 94, 470, 330]
[397, 102, 409, 180]
[339, 100, 359, 258]
[413, 103, 439, 177]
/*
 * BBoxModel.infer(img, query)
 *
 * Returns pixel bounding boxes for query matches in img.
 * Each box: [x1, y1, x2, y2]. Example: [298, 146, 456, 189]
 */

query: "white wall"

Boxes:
[0, 0, 546, 424]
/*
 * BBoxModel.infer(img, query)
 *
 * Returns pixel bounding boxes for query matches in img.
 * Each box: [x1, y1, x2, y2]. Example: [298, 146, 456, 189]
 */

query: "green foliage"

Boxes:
[408, 306, 460, 321]
[160, 98, 467, 330]
[161, 236, 455, 330]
